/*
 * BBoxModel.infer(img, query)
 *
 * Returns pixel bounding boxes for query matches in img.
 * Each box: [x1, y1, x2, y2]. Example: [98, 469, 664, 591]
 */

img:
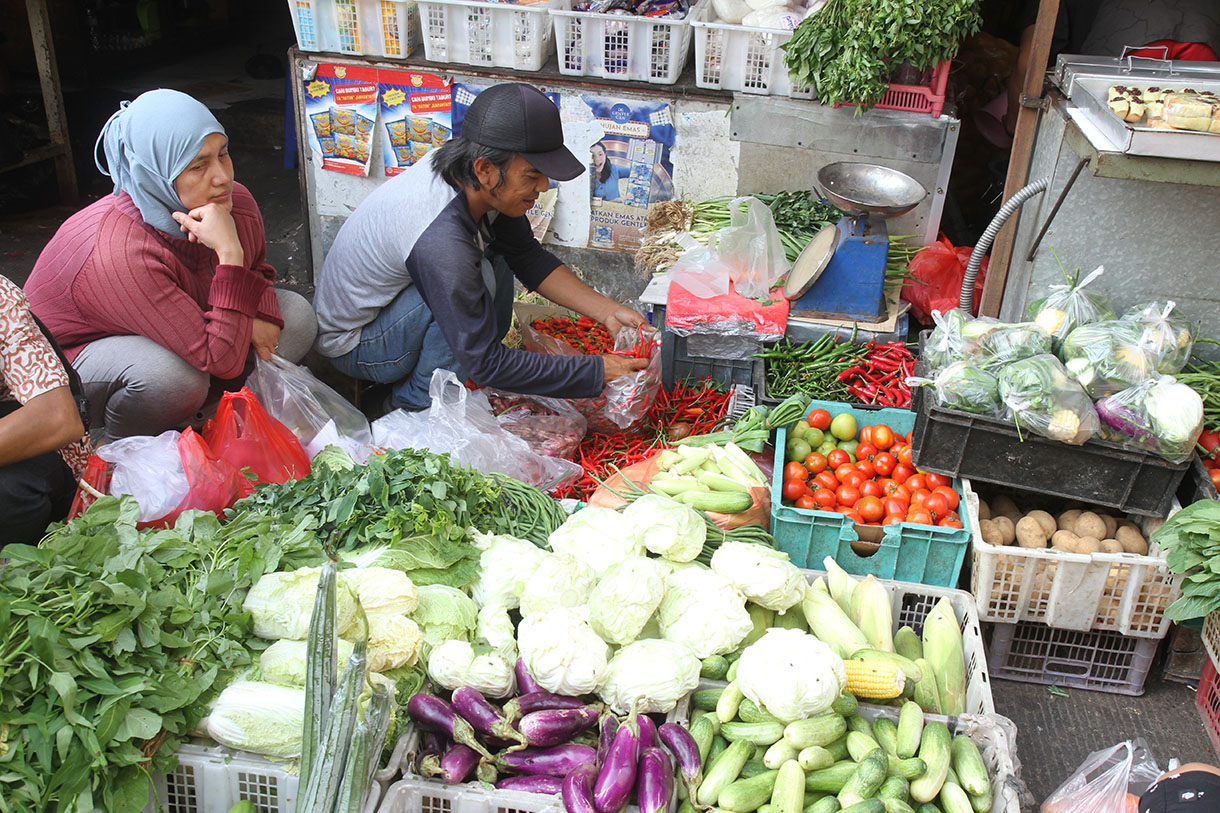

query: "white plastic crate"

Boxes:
[725, 383, 756, 422]
[376, 0, 421, 57]
[288, 0, 382, 54]
[416, 0, 557, 72]
[689, 3, 809, 97]
[965, 480, 1183, 639]
[550, 0, 701, 84]
[144, 743, 383, 813]
[1203, 610, 1220, 667]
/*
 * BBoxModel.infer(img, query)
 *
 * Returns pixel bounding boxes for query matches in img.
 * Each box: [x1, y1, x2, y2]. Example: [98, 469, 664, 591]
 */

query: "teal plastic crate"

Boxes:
[770, 399, 970, 588]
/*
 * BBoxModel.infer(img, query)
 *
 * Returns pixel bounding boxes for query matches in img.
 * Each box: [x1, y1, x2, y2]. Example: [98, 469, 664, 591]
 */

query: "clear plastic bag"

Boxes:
[485, 389, 588, 458]
[1025, 265, 1115, 349]
[999, 354, 1100, 445]
[1122, 301, 1196, 374]
[977, 322, 1054, 373]
[1095, 375, 1204, 463]
[668, 196, 790, 301]
[1061, 320, 1159, 398]
[924, 360, 1004, 416]
[924, 308, 973, 371]
[373, 369, 583, 490]
[99, 430, 189, 522]
[246, 354, 374, 449]
[1042, 738, 1161, 813]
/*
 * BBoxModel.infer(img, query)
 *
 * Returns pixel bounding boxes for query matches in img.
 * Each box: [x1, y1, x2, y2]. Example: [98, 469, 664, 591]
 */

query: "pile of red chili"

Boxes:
[531, 316, 615, 354]
[839, 342, 917, 407]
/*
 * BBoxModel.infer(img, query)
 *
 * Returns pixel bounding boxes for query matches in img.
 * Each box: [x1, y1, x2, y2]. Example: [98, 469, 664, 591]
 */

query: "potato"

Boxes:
[979, 519, 1004, 546]
[1115, 525, 1149, 555]
[992, 495, 1021, 522]
[1073, 511, 1107, 541]
[1076, 536, 1103, 554]
[1058, 509, 1083, 531]
[1015, 517, 1048, 548]
[1051, 530, 1080, 552]
[976, 499, 991, 522]
[1100, 514, 1118, 539]
[992, 515, 1017, 545]
[1025, 510, 1057, 538]
[1101, 539, 1124, 553]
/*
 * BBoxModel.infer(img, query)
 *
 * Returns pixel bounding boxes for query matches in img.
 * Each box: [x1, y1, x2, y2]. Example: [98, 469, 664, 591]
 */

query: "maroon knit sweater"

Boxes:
[24, 183, 282, 380]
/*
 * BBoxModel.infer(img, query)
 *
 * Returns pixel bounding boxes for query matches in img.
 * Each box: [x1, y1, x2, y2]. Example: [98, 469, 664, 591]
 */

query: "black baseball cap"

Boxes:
[462, 83, 585, 182]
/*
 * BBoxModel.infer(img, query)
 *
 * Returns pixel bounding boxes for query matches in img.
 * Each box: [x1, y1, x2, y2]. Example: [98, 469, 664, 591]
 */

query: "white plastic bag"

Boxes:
[246, 354, 373, 449]
[1042, 738, 1161, 813]
[98, 430, 188, 522]
[668, 197, 790, 300]
[374, 369, 583, 490]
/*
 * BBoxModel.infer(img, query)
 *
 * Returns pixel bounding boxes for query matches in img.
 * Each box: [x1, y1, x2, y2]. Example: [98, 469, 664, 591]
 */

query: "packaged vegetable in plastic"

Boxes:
[998, 354, 1100, 445]
[1025, 265, 1115, 349]
[485, 389, 588, 459]
[1122, 301, 1196, 374]
[909, 361, 1003, 415]
[923, 308, 972, 371]
[1041, 739, 1161, 813]
[976, 322, 1053, 373]
[1095, 375, 1204, 463]
[1060, 320, 1158, 398]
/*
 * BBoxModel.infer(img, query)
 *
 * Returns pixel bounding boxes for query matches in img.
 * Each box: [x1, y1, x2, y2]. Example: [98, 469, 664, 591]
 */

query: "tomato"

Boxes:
[924, 492, 949, 519]
[808, 408, 832, 430]
[926, 473, 951, 490]
[835, 463, 858, 481]
[884, 496, 909, 516]
[812, 488, 838, 509]
[855, 443, 878, 461]
[814, 471, 840, 491]
[841, 471, 866, 489]
[784, 462, 809, 482]
[891, 464, 914, 484]
[836, 484, 861, 506]
[860, 480, 885, 499]
[897, 446, 914, 466]
[910, 488, 931, 508]
[857, 496, 884, 523]
[840, 508, 865, 524]
[906, 474, 928, 492]
[855, 460, 876, 479]
[870, 424, 894, 451]
[782, 480, 808, 502]
[827, 449, 851, 469]
[795, 494, 817, 510]
[872, 452, 896, 477]
[1210, 468, 1220, 489]
[859, 426, 873, 446]
[1207, 457, 1220, 471]
[804, 453, 828, 474]
[937, 517, 964, 528]
[1201, 428, 1220, 455]
[883, 514, 905, 526]
[884, 482, 911, 501]
[907, 508, 933, 525]
[933, 485, 960, 510]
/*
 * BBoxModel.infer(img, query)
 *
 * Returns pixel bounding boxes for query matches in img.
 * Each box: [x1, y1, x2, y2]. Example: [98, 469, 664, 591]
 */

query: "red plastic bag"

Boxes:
[204, 387, 311, 485]
[665, 281, 789, 339]
[901, 236, 988, 324]
[152, 428, 252, 526]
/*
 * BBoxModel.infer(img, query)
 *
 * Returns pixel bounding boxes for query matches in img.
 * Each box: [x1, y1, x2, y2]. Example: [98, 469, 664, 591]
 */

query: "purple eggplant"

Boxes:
[499, 744, 597, 777]
[596, 716, 619, 768]
[516, 692, 589, 714]
[638, 715, 657, 751]
[593, 707, 640, 813]
[407, 693, 494, 759]
[453, 687, 525, 744]
[637, 748, 674, 813]
[421, 743, 481, 784]
[495, 775, 564, 795]
[562, 763, 600, 813]
[518, 707, 600, 748]
[658, 722, 703, 799]
[516, 657, 544, 695]
[477, 761, 499, 785]
[422, 732, 448, 762]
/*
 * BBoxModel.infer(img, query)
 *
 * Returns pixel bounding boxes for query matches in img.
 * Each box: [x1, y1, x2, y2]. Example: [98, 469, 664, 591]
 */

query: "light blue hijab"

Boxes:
[94, 89, 227, 238]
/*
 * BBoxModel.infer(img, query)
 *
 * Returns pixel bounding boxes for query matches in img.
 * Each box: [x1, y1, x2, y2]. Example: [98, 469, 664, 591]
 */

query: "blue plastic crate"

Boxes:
[770, 399, 970, 588]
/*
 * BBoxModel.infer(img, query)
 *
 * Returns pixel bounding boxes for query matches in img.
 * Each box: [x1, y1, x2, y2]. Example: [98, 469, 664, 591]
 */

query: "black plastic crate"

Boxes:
[1178, 454, 1220, 507]
[653, 304, 762, 391]
[910, 332, 1189, 518]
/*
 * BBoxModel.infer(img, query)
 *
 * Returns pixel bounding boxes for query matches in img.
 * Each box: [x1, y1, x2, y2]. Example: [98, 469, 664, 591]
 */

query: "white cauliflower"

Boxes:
[711, 542, 806, 611]
[657, 568, 753, 658]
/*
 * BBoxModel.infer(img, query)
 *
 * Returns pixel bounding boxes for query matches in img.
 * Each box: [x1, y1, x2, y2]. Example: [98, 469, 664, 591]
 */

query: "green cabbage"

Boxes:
[587, 557, 668, 645]
[205, 681, 305, 759]
[260, 638, 355, 687]
[242, 567, 359, 640]
[623, 494, 706, 562]
[412, 584, 479, 646]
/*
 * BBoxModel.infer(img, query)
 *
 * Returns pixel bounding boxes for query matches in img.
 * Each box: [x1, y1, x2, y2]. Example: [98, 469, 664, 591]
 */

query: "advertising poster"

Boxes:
[303, 63, 380, 176]
[584, 95, 676, 251]
[378, 69, 452, 178]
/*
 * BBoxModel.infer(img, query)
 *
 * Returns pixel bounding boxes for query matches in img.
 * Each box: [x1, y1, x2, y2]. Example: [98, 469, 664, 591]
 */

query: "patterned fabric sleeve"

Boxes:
[0, 277, 71, 402]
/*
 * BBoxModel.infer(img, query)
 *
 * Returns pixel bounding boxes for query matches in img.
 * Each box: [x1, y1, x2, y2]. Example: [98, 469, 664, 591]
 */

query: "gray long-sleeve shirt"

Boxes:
[313, 152, 603, 398]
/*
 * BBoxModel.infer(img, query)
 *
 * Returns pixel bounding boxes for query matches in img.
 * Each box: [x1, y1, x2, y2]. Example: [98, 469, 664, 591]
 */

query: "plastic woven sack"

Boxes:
[1061, 320, 1159, 398]
[1095, 375, 1204, 463]
[1025, 265, 1115, 349]
[1122, 301, 1196, 374]
[1042, 739, 1161, 813]
[204, 387, 312, 485]
[999, 354, 1100, 445]
[246, 354, 374, 448]
[485, 389, 587, 458]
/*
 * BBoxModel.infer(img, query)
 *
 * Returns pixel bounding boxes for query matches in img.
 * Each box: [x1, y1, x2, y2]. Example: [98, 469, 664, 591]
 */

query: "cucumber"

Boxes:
[729, 659, 741, 682]
[839, 803, 885, 813]
[950, 735, 989, 798]
[825, 738, 850, 763]
[917, 805, 943, 813]
[765, 741, 801, 770]
[772, 758, 807, 813]
[710, 736, 729, 765]
[759, 806, 777, 813]
[742, 760, 772, 779]
[798, 746, 835, 772]
[871, 718, 899, 756]
[785, 714, 848, 750]
[719, 681, 746, 723]
[968, 787, 992, 813]
[722, 722, 786, 746]
[805, 761, 860, 794]
[878, 776, 909, 800]
[699, 740, 754, 806]
[804, 797, 841, 813]
[881, 800, 917, 813]
[887, 756, 928, 781]
[740, 698, 783, 725]
[896, 701, 924, 759]
[909, 723, 952, 804]
[692, 715, 718, 765]
[837, 750, 888, 808]
[831, 693, 858, 717]
[719, 770, 780, 812]
[702, 655, 731, 680]
[845, 731, 882, 762]
[846, 716, 873, 737]
[937, 781, 973, 813]
[695, 688, 726, 711]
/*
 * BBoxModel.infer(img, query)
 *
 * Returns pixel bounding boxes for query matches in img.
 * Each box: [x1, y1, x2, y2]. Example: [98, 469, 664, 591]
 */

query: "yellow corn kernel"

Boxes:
[844, 660, 906, 700]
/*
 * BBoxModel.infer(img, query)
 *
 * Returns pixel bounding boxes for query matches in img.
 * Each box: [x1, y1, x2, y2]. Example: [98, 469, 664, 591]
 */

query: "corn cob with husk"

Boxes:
[849, 574, 894, 653]
[801, 583, 870, 660]
[823, 557, 859, 616]
[921, 597, 966, 716]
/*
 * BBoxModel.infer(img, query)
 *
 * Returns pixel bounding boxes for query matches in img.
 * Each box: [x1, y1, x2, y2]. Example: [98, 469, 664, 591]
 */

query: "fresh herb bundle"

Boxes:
[783, 0, 982, 109]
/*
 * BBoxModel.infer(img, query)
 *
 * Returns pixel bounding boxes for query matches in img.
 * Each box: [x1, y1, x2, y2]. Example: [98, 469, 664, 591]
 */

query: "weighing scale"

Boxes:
[786, 163, 927, 321]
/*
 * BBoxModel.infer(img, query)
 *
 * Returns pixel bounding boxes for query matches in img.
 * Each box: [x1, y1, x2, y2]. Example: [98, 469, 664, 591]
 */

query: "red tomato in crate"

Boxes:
[883, 515, 905, 526]
[814, 471, 840, 492]
[873, 452, 896, 476]
[910, 488, 931, 508]
[925, 473, 951, 490]
[859, 426, 873, 445]
[808, 409, 832, 430]
[782, 480, 809, 502]
[856, 443, 878, 461]
[859, 480, 885, 499]
[908, 508, 933, 525]
[925, 492, 949, 520]
[883, 482, 911, 501]
[906, 474, 928, 492]
[836, 485, 861, 506]
[884, 496, 909, 517]
[841, 471, 866, 490]
[857, 496, 885, 522]
[855, 460, 876, 479]
[827, 449, 851, 469]
[835, 463, 858, 481]
[933, 485, 960, 510]
[804, 453, 828, 474]
[813, 488, 838, 509]
[784, 462, 810, 482]
[938, 516, 964, 528]
[796, 495, 817, 510]
[841, 508, 865, 524]
[1200, 428, 1220, 455]
[871, 424, 895, 451]
[897, 446, 914, 466]
[891, 464, 914, 484]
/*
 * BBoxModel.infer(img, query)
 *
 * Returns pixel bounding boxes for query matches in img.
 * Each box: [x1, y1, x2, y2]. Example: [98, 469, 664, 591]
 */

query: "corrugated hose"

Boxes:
[959, 177, 1051, 312]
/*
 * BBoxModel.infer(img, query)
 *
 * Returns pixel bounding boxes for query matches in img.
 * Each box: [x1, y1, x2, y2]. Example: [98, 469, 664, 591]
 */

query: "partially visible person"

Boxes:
[25, 89, 317, 442]
[1139, 762, 1220, 812]
[591, 141, 627, 201]
[0, 276, 90, 543]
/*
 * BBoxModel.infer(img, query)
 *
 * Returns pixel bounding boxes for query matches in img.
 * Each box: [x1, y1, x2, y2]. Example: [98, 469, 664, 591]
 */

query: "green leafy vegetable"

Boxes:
[1155, 500, 1220, 621]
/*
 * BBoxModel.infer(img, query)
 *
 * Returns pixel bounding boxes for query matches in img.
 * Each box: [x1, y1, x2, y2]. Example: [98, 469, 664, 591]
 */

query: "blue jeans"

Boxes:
[331, 253, 515, 410]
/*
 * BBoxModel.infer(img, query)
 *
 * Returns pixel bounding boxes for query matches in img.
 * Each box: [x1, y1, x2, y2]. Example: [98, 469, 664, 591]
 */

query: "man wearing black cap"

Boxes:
[313, 82, 649, 412]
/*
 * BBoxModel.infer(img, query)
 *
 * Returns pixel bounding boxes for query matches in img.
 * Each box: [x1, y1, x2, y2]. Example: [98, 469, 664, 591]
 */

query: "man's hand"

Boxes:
[601, 354, 649, 384]
[602, 305, 649, 337]
[251, 318, 281, 361]
[172, 204, 244, 267]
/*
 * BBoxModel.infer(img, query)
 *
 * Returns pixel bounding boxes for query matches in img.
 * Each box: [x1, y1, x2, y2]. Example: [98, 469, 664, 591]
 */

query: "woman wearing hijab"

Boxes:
[25, 89, 316, 442]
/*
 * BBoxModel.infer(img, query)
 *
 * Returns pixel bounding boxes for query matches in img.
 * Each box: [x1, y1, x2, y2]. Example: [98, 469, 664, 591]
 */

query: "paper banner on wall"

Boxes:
[452, 83, 564, 243]
[583, 95, 676, 252]
[303, 64, 380, 176]
[378, 69, 452, 178]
